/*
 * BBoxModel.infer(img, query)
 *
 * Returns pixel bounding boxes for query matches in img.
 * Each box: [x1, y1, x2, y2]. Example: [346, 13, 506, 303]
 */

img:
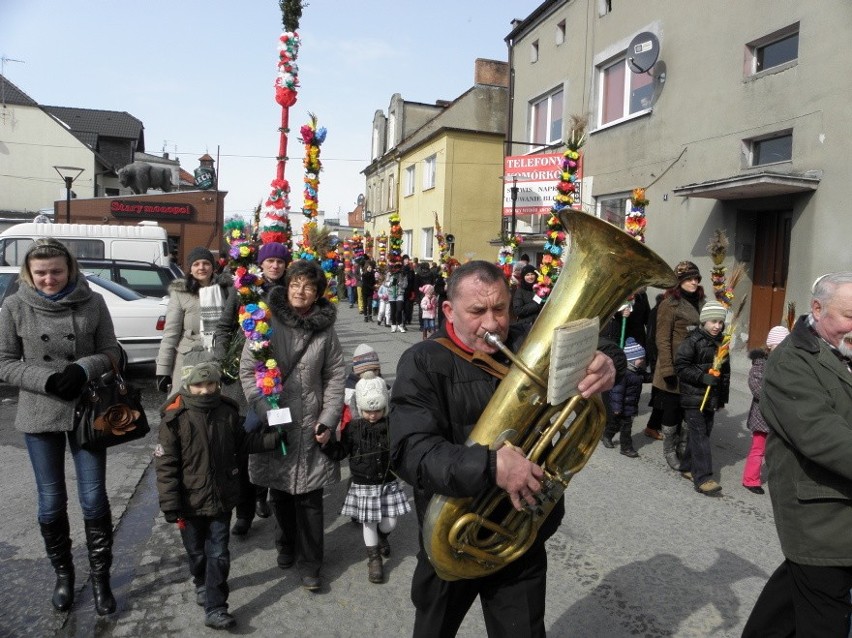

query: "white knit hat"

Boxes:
[766, 325, 790, 348]
[355, 371, 389, 416]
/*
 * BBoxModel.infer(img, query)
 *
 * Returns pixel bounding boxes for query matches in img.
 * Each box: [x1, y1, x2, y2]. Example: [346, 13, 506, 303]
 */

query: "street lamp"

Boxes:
[53, 166, 84, 224]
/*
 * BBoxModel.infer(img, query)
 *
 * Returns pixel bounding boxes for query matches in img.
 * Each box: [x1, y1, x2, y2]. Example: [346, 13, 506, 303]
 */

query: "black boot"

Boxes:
[39, 514, 75, 611]
[619, 416, 639, 458]
[601, 419, 618, 449]
[366, 546, 384, 584]
[84, 513, 116, 616]
[377, 530, 391, 558]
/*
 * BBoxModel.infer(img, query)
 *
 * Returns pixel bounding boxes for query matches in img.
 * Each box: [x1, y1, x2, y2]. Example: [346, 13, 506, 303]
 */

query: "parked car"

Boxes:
[0, 267, 166, 365]
[77, 258, 177, 298]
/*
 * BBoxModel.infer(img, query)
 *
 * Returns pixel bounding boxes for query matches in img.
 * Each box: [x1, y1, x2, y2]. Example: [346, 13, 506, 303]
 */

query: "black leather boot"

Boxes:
[39, 514, 75, 611]
[84, 513, 116, 615]
[377, 530, 391, 558]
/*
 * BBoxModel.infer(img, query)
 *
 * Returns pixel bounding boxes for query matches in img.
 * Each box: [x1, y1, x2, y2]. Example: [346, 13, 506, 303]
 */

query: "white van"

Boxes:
[0, 221, 171, 267]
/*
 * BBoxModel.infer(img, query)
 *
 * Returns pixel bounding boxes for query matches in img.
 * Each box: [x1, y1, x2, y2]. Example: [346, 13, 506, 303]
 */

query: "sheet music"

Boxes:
[547, 317, 600, 405]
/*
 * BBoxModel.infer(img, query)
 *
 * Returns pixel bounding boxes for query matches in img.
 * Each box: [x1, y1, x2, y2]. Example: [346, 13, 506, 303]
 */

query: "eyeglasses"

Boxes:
[289, 282, 317, 294]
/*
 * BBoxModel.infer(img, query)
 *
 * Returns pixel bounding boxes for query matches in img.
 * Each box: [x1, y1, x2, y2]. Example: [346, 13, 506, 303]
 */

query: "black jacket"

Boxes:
[674, 327, 730, 410]
[390, 323, 624, 527]
[512, 286, 542, 325]
[156, 394, 279, 517]
[320, 416, 392, 485]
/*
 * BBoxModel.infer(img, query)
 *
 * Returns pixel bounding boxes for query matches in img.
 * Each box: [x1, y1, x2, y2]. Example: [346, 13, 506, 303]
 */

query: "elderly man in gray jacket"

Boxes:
[743, 271, 852, 638]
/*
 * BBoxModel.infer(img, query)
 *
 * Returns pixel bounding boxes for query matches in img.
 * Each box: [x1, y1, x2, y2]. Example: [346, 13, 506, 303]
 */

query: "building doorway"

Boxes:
[748, 211, 791, 349]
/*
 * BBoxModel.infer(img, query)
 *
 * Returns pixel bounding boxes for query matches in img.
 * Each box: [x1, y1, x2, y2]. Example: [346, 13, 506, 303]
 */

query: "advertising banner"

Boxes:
[503, 152, 583, 215]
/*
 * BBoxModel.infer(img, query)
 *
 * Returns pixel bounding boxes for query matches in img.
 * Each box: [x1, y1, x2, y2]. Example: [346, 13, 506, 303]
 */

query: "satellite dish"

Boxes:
[356, 193, 365, 206]
[627, 32, 660, 74]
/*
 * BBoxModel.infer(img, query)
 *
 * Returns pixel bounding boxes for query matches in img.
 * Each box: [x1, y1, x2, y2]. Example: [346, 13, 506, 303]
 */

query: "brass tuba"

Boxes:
[422, 210, 677, 581]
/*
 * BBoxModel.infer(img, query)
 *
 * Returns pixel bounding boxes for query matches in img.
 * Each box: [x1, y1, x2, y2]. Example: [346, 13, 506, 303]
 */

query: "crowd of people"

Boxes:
[5, 236, 851, 635]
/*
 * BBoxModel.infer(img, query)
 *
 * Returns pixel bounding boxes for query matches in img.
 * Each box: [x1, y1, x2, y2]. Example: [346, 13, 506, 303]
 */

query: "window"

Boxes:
[387, 112, 396, 149]
[423, 155, 436, 190]
[598, 0, 612, 16]
[387, 175, 395, 209]
[555, 21, 566, 46]
[403, 230, 413, 257]
[530, 89, 564, 146]
[530, 40, 539, 63]
[747, 25, 799, 75]
[598, 195, 629, 229]
[372, 127, 380, 160]
[404, 165, 415, 196]
[421, 227, 434, 260]
[748, 132, 793, 166]
[598, 57, 653, 126]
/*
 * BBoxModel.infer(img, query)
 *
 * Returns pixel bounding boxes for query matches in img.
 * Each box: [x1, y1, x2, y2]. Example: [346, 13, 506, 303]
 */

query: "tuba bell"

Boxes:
[422, 209, 677, 581]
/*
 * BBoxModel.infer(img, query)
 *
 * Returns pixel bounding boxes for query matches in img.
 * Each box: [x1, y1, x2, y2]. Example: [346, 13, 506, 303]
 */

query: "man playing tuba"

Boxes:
[390, 260, 624, 638]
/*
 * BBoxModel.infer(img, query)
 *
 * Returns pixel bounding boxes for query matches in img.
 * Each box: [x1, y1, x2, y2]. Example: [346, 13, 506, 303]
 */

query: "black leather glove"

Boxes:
[663, 375, 677, 387]
[157, 375, 172, 393]
[701, 373, 720, 387]
[45, 363, 87, 400]
[163, 511, 179, 524]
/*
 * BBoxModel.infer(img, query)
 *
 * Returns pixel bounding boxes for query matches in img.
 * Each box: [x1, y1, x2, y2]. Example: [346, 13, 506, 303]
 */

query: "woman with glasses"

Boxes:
[0, 238, 122, 615]
[239, 259, 345, 592]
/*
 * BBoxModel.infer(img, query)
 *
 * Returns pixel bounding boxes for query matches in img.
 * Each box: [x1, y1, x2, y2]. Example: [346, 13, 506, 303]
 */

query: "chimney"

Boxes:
[474, 59, 509, 87]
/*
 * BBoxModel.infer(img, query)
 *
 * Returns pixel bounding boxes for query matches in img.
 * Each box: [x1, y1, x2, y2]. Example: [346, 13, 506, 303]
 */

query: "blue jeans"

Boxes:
[25, 431, 110, 523]
[179, 513, 232, 615]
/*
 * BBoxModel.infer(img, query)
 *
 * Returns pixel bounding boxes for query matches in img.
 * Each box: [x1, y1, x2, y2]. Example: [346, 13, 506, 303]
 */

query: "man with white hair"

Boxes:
[743, 272, 852, 637]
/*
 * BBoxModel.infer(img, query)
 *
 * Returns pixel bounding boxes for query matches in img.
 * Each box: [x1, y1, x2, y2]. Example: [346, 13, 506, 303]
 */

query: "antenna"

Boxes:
[1, 56, 25, 110]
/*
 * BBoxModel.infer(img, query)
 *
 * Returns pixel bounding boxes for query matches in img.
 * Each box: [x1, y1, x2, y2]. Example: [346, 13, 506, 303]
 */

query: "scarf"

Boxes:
[198, 283, 225, 350]
[179, 390, 222, 411]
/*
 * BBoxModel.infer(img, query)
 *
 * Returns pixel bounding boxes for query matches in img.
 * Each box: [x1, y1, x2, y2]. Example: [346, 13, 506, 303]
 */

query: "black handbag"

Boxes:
[74, 364, 150, 452]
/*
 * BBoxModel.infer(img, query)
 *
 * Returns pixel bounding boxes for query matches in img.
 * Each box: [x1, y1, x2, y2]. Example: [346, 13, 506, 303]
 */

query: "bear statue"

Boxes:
[117, 161, 174, 194]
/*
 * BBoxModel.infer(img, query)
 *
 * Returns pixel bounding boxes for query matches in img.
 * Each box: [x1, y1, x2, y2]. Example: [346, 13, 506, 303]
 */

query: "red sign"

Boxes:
[110, 200, 193, 220]
[503, 153, 583, 215]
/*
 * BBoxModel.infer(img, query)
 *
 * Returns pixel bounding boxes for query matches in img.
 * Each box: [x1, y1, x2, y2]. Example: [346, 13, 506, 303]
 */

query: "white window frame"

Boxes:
[597, 55, 653, 127]
[597, 194, 630, 230]
[421, 227, 434, 260]
[746, 23, 799, 76]
[423, 155, 436, 190]
[404, 165, 415, 197]
[387, 174, 395, 209]
[403, 230, 413, 257]
[529, 88, 564, 147]
[744, 130, 793, 167]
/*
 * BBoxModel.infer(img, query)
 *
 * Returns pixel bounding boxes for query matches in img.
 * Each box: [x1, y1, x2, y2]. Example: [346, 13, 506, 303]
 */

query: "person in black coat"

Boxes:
[390, 260, 624, 638]
[360, 260, 377, 322]
[512, 265, 543, 326]
[601, 338, 647, 457]
[674, 301, 731, 497]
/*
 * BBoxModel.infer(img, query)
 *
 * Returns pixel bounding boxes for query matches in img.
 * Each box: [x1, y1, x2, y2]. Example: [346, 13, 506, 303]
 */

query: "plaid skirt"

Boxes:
[340, 479, 411, 523]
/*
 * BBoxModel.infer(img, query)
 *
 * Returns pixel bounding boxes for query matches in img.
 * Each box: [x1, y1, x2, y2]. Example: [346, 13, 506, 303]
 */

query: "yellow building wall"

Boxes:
[397, 131, 503, 263]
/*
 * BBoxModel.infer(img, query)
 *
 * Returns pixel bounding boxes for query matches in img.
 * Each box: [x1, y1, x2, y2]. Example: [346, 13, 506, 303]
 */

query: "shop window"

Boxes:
[597, 195, 629, 229]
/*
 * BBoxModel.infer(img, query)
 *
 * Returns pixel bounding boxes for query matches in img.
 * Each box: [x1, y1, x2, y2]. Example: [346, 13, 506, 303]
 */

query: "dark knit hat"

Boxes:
[257, 242, 291, 265]
[180, 348, 221, 387]
[623, 337, 646, 362]
[186, 246, 215, 267]
[352, 343, 380, 376]
[699, 300, 727, 323]
[674, 260, 701, 283]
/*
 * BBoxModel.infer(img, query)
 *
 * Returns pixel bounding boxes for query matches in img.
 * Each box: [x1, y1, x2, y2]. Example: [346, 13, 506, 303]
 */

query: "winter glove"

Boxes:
[45, 363, 88, 401]
[156, 375, 172, 393]
[663, 375, 678, 387]
[701, 373, 720, 387]
[163, 511, 180, 524]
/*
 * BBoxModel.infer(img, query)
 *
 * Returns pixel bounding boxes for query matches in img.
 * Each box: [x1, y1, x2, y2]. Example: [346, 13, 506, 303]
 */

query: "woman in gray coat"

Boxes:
[0, 238, 121, 615]
[239, 259, 345, 592]
[155, 246, 233, 393]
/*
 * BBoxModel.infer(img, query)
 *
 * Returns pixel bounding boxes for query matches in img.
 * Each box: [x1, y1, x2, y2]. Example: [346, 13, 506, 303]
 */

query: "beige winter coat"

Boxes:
[240, 290, 345, 494]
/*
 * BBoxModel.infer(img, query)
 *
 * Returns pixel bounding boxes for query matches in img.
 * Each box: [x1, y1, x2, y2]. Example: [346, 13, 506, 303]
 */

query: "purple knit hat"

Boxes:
[257, 243, 291, 265]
